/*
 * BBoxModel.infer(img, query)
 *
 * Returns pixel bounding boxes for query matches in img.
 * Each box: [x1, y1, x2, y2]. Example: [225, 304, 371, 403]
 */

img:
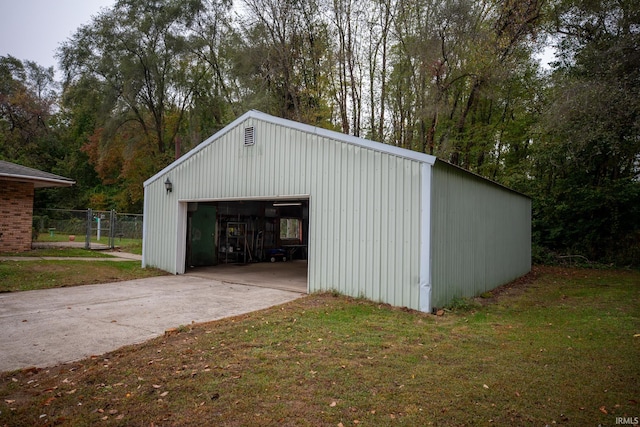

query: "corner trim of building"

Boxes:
[419, 162, 432, 313]
[176, 202, 187, 275]
[141, 186, 148, 268]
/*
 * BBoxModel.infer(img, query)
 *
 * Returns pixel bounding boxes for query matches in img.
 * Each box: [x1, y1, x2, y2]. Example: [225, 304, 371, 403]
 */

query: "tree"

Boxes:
[328, 0, 365, 135]
[0, 55, 99, 210]
[0, 56, 57, 169]
[186, 0, 237, 144]
[58, 0, 216, 210]
[234, 0, 332, 125]
[365, 0, 395, 142]
[385, 0, 543, 169]
[530, 0, 640, 264]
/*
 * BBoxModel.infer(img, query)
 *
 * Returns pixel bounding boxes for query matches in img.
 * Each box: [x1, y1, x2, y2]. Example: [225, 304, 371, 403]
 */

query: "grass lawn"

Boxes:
[0, 266, 638, 426]
[1, 248, 116, 258]
[35, 233, 143, 255]
[0, 260, 167, 292]
[109, 237, 142, 255]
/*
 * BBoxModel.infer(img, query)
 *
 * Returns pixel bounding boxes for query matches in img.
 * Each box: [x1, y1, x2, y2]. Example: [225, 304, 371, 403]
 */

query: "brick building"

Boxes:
[0, 160, 74, 253]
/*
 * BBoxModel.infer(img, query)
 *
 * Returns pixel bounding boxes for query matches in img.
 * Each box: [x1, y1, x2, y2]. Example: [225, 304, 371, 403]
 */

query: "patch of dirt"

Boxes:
[474, 266, 542, 306]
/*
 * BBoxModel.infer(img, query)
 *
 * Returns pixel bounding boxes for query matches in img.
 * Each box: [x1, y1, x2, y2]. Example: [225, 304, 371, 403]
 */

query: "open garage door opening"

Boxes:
[184, 198, 309, 293]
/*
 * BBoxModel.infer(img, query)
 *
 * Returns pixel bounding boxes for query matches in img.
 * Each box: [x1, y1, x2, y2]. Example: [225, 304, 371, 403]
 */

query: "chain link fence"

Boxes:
[33, 209, 143, 250]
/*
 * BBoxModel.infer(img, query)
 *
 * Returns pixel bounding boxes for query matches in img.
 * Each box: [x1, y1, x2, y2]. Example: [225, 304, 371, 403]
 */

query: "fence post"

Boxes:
[109, 209, 116, 249]
[85, 208, 92, 250]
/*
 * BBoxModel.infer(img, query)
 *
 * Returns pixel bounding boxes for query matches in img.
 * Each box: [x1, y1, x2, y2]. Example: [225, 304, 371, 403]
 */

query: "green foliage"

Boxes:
[533, 179, 640, 265]
[57, 0, 235, 210]
[526, 0, 640, 266]
[445, 295, 480, 312]
[233, 0, 333, 126]
[1, 0, 637, 265]
[531, 243, 557, 265]
[0, 56, 57, 170]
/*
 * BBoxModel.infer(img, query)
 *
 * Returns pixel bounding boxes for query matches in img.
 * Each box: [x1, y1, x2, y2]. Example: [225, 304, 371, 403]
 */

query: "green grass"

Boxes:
[0, 260, 166, 292]
[0, 266, 638, 426]
[113, 237, 142, 255]
[34, 233, 143, 255]
[1, 248, 115, 258]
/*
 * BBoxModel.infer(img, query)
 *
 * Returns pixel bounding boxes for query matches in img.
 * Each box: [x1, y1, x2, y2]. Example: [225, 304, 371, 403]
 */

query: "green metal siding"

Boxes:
[143, 111, 532, 312]
[143, 114, 425, 310]
[142, 183, 179, 272]
[430, 161, 531, 308]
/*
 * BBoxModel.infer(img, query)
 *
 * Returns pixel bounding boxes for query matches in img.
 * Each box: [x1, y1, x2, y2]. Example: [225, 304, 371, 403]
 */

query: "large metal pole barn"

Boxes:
[142, 111, 531, 313]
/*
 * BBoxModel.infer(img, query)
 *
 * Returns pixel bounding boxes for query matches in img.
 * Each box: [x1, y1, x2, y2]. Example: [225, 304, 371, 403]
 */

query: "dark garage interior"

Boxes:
[185, 199, 309, 271]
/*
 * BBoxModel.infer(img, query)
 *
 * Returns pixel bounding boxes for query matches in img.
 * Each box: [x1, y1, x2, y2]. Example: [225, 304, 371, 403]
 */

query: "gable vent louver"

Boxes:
[244, 126, 255, 146]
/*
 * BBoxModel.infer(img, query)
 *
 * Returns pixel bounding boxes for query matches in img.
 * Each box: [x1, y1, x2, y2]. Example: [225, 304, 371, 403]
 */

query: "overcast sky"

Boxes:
[0, 0, 115, 71]
[0, 0, 555, 77]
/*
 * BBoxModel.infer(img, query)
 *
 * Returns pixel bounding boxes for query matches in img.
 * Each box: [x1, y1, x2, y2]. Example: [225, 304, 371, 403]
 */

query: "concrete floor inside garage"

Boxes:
[185, 199, 309, 293]
[185, 260, 308, 294]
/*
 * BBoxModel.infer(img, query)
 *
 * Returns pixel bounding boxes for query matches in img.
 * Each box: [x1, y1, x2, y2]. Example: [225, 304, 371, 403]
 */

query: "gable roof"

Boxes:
[0, 160, 75, 188]
[145, 110, 437, 187]
[143, 110, 528, 198]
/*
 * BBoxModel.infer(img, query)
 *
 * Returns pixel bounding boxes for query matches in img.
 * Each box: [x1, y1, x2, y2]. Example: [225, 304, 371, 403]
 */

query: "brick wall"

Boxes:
[0, 180, 35, 253]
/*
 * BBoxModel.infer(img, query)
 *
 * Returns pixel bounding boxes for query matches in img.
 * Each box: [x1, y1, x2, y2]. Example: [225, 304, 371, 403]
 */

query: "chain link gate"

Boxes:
[34, 209, 143, 250]
[84, 209, 115, 249]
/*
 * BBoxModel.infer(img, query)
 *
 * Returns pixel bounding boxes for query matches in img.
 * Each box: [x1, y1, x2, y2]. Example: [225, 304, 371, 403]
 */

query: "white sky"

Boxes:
[0, 0, 115, 72]
[0, 0, 555, 76]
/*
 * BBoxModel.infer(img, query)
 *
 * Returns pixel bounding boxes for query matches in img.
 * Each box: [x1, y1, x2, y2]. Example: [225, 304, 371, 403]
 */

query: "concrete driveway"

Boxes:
[0, 276, 303, 372]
